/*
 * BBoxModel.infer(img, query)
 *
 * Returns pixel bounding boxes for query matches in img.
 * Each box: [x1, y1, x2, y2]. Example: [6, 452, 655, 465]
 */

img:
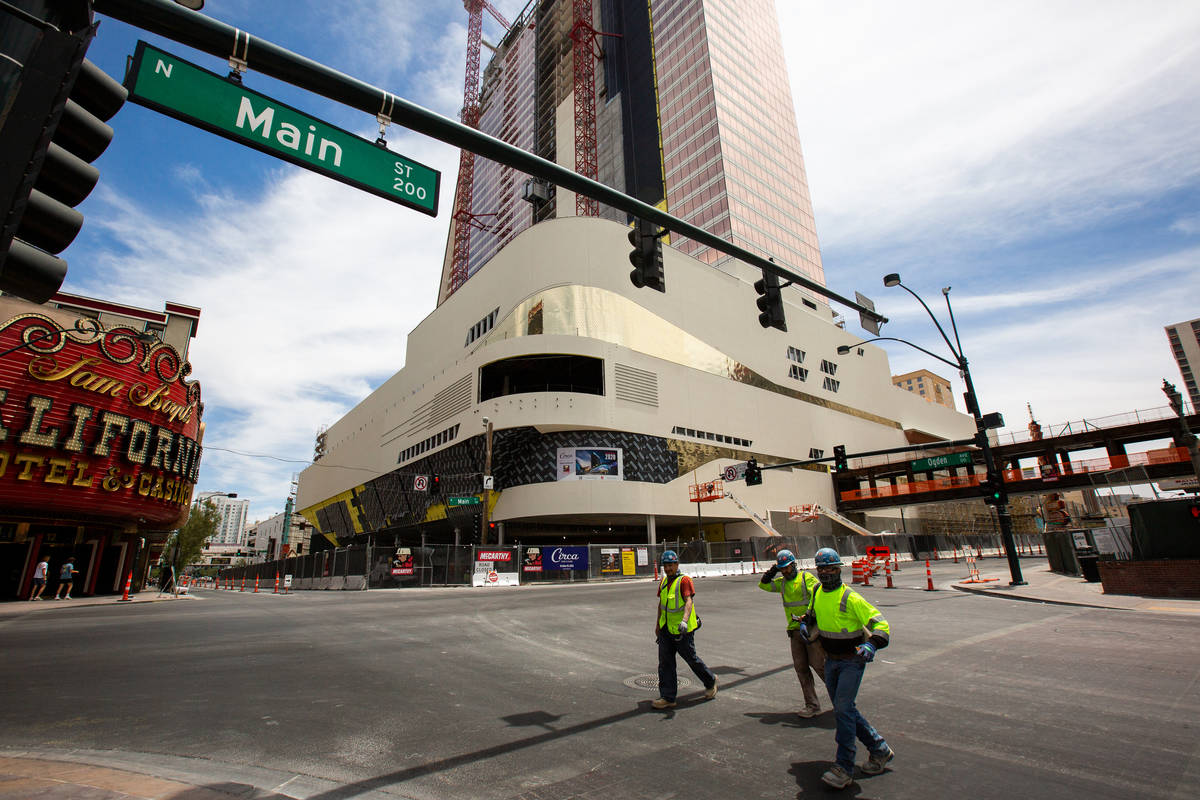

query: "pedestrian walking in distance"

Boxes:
[758, 548, 826, 717]
[808, 547, 893, 789]
[29, 555, 49, 600]
[54, 558, 78, 600]
[652, 550, 718, 709]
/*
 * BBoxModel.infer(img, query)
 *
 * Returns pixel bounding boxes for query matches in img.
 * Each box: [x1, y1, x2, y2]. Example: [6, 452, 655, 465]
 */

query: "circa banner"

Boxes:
[0, 314, 204, 527]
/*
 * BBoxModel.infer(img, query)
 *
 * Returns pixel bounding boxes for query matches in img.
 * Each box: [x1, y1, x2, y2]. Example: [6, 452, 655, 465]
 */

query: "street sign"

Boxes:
[448, 496, 481, 507]
[124, 42, 439, 215]
[911, 451, 973, 472]
[413, 475, 429, 492]
[723, 463, 748, 482]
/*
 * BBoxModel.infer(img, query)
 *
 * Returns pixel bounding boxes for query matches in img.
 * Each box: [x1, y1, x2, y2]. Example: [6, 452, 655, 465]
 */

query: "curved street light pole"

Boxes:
[881, 274, 1026, 585]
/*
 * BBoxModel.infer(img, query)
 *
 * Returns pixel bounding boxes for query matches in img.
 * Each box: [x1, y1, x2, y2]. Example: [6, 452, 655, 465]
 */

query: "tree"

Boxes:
[165, 500, 221, 578]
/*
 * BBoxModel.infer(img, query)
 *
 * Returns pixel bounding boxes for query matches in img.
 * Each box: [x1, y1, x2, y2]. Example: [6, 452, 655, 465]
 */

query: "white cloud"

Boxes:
[780, 0, 1200, 248]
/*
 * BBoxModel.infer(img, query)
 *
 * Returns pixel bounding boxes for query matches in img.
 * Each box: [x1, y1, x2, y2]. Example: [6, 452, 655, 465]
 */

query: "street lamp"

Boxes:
[480, 418, 494, 544]
[848, 273, 1026, 585]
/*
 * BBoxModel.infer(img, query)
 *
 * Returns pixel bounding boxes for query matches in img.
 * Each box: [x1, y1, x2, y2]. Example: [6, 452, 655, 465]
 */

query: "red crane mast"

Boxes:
[449, 0, 512, 295]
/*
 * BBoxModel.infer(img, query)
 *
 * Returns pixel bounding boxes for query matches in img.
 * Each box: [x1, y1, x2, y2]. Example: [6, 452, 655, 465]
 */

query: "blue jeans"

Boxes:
[824, 657, 887, 772]
[657, 631, 715, 701]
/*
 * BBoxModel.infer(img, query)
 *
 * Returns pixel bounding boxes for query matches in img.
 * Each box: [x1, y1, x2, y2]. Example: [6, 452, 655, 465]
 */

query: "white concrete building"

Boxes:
[296, 217, 975, 547]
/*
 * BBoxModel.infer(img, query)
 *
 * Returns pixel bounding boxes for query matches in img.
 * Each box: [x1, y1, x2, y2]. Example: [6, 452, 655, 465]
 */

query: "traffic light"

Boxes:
[981, 478, 1006, 506]
[833, 445, 847, 473]
[628, 218, 664, 292]
[430, 474, 441, 494]
[753, 270, 786, 331]
[1, 2, 126, 303]
[744, 458, 762, 486]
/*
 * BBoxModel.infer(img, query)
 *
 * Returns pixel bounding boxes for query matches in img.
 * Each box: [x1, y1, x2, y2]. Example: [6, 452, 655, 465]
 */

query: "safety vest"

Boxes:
[759, 570, 819, 629]
[811, 584, 891, 653]
[658, 575, 700, 634]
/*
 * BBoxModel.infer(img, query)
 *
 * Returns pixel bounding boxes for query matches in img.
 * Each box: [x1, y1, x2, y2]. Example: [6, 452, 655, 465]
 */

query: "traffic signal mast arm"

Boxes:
[763, 436, 979, 472]
[91, 0, 887, 330]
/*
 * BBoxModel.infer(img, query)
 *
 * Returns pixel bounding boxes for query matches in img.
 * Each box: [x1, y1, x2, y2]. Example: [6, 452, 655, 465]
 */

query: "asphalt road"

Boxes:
[1, 561, 1197, 799]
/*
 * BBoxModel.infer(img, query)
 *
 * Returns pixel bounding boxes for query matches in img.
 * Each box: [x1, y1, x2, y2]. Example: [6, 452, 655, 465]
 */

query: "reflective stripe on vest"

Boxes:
[812, 585, 866, 641]
[659, 576, 699, 634]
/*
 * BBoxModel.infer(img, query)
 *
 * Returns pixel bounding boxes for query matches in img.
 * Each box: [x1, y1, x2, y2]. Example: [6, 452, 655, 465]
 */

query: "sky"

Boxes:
[62, 0, 1200, 521]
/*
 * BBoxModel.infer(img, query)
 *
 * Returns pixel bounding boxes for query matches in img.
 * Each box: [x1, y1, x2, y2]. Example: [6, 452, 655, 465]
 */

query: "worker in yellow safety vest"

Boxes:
[651, 550, 718, 710]
[806, 547, 893, 790]
[758, 548, 826, 718]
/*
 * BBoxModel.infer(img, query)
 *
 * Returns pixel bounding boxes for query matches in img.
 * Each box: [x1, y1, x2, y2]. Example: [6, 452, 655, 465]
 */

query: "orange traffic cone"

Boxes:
[862, 562, 872, 587]
[253, 575, 260, 593]
[953, 547, 959, 564]
[885, 565, 894, 589]
[118, 571, 133, 601]
[273, 572, 280, 594]
[925, 560, 935, 591]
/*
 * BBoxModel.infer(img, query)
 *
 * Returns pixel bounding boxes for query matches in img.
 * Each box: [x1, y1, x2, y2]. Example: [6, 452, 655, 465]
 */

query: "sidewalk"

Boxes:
[0, 754, 291, 799]
[950, 559, 1200, 614]
[0, 591, 194, 617]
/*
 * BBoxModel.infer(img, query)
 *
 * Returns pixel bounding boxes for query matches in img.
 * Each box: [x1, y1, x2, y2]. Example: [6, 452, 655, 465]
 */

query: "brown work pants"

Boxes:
[789, 631, 827, 710]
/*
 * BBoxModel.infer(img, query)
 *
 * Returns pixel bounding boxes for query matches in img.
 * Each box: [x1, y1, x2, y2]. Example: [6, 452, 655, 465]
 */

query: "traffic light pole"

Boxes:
[90, 0, 886, 329]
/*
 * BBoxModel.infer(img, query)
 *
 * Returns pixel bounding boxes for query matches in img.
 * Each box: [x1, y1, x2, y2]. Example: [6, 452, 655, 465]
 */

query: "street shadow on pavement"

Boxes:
[746, 711, 836, 730]
[165, 784, 293, 799]
[787, 760, 866, 797]
[297, 664, 794, 800]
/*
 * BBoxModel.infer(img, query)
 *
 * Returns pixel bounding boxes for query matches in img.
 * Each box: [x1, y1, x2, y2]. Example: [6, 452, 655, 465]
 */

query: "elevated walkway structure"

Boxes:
[836, 405, 1199, 512]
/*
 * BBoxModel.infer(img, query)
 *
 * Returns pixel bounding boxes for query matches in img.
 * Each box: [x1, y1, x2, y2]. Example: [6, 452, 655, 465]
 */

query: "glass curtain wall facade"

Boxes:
[443, 0, 824, 297]
[655, 0, 824, 289]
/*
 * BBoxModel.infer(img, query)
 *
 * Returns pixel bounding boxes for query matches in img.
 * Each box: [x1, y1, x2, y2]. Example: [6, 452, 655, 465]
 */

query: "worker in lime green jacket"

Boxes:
[758, 548, 826, 717]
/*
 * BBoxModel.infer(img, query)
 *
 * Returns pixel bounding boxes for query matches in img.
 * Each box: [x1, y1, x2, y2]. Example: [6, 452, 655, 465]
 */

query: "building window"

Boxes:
[808, 448, 824, 459]
[820, 359, 837, 376]
[464, 307, 501, 346]
[788, 364, 808, 381]
[786, 346, 805, 364]
[823, 377, 840, 392]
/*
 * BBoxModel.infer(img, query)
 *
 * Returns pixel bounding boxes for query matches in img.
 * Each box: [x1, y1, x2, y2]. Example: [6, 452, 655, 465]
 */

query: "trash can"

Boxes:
[1076, 546, 1101, 583]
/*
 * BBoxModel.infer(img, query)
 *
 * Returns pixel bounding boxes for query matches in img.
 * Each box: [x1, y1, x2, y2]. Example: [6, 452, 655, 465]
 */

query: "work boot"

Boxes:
[821, 765, 853, 789]
[797, 704, 819, 718]
[861, 744, 894, 775]
[704, 680, 718, 700]
[651, 698, 676, 709]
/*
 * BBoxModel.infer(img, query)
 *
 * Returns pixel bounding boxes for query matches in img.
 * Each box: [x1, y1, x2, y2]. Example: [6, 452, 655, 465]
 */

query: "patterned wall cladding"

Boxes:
[491, 427, 679, 486]
[328, 428, 682, 538]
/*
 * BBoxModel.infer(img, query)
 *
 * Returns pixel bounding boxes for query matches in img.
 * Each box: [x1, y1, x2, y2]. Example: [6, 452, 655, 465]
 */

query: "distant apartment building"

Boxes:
[1165, 317, 1200, 412]
[246, 511, 312, 562]
[892, 369, 955, 410]
[196, 492, 250, 545]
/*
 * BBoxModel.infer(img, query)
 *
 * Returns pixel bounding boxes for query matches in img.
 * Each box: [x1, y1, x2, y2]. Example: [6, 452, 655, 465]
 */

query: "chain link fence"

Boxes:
[214, 531, 1048, 591]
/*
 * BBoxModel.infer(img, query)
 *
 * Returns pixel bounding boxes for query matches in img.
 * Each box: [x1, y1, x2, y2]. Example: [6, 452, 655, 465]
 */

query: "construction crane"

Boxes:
[448, 0, 513, 295]
[571, 0, 599, 217]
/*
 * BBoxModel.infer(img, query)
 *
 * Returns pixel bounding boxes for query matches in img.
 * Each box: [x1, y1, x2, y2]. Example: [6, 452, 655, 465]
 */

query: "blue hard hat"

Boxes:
[775, 549, 797, 569]
[660, 550, 679, 565]
[814, 547, 843, 567]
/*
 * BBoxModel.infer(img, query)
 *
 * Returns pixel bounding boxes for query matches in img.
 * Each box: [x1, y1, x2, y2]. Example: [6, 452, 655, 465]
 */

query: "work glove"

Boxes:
[796, 622, 810, 642]
[764, 565, 779, 579]
[856, 642, 876, 662]
[678, 620, 689, 634]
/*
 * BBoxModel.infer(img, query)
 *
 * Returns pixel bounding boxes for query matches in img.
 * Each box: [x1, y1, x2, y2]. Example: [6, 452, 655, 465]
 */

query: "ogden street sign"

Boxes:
[124, 42, 440, 215]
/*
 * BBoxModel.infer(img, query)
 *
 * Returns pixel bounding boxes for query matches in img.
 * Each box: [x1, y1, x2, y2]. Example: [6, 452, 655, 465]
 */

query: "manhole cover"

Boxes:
[623, 674, 692, 691]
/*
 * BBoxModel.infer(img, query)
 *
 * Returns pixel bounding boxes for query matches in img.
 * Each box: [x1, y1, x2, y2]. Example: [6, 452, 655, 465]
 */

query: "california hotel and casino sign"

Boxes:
[0, 313, 203, 596]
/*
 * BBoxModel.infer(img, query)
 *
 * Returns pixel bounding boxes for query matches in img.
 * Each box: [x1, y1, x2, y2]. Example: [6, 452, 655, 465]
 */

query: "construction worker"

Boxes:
[806, 547, 893, 789]
[652, 550, 718, 709]
[758, 548, 825, 717]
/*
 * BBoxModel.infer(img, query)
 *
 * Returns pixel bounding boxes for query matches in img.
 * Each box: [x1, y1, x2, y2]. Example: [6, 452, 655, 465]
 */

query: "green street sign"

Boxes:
[124, 42, 439, 216]
[911, 451, 974, 472]
[447, 496, 482, 507]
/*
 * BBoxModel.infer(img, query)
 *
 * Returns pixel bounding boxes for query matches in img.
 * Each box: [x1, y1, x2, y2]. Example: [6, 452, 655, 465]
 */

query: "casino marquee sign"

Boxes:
[0, 314, 203, 528]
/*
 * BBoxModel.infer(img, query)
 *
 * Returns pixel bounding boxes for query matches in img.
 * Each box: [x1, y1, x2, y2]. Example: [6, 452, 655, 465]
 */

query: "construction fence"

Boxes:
[214, 531, 1047, 591]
